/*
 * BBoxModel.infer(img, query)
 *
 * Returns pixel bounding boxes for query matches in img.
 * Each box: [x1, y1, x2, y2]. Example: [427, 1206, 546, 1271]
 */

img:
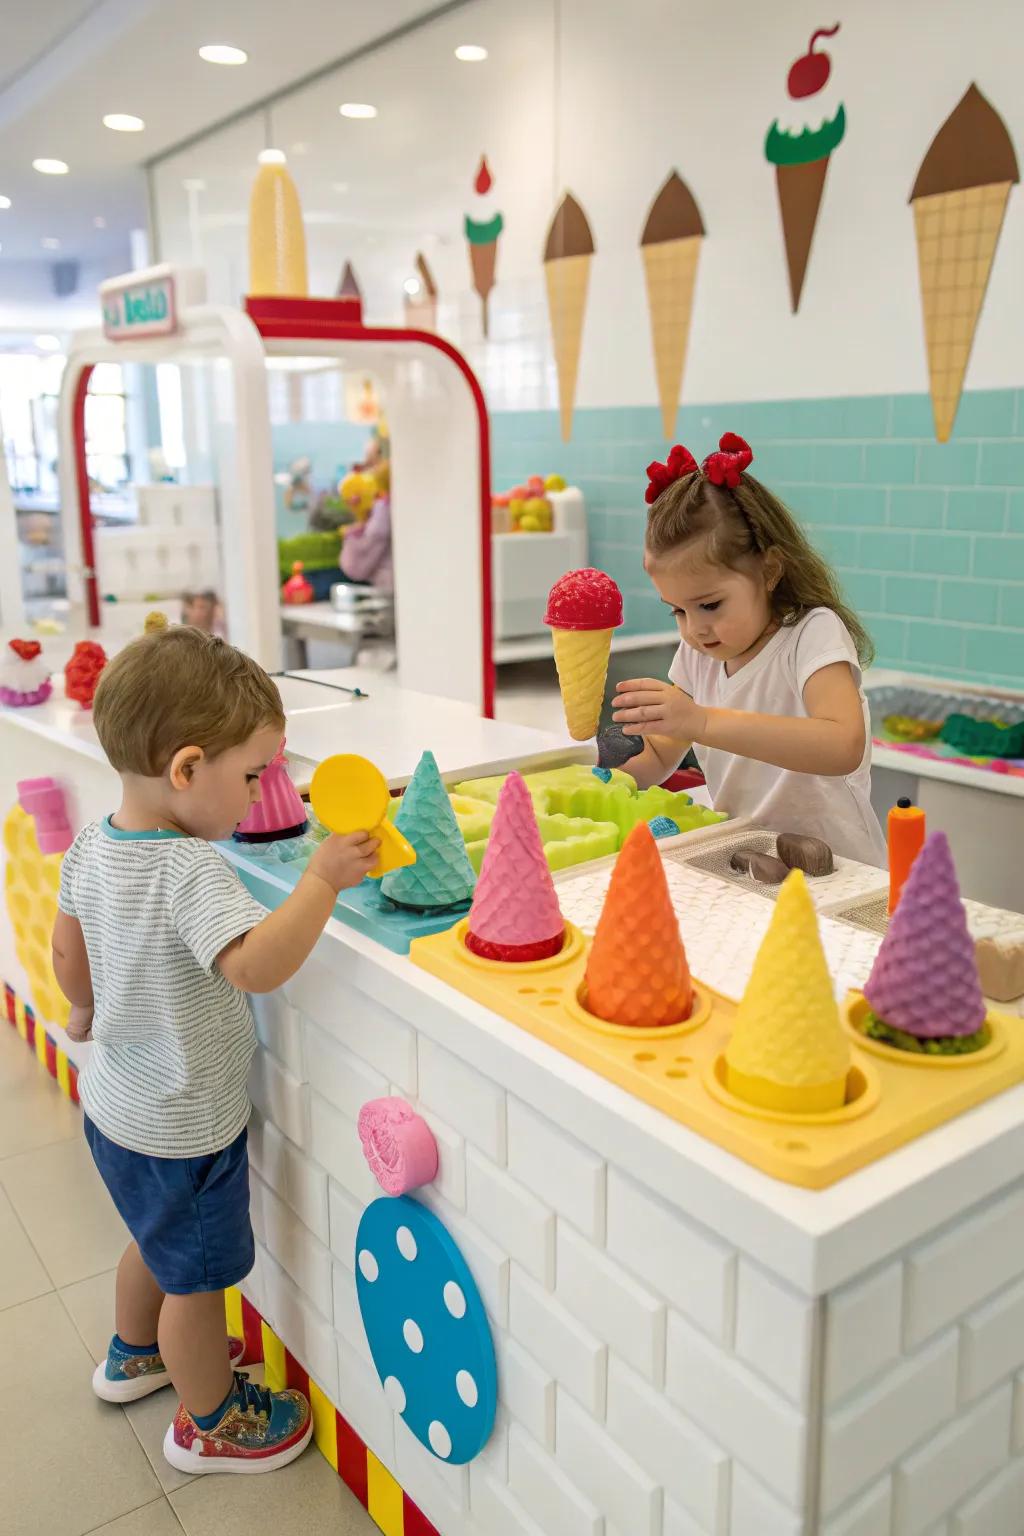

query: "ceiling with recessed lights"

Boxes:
[0, 0, 476, 266]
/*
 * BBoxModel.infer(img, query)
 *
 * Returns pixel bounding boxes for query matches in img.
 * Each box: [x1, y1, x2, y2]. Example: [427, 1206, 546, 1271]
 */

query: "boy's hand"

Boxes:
[66, 1003, 94, 1043]
[309, 831, 381, 893]
[612, 678, 706, 740]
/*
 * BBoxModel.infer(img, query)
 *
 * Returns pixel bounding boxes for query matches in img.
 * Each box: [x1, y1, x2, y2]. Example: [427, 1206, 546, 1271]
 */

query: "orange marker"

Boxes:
[888, 797, 926, 914]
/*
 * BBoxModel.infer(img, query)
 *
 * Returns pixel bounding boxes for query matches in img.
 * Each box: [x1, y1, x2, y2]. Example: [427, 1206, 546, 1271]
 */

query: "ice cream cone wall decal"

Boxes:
[765, 23, 845, 313]
[404, 253, 438, 331]
[543, 193, 595, 443]
[640, 172, 705, 440]
[910, 85, 1019, 443]
[249, 153, 309, 297]
[465, 156, 504, 338]
[337, 261, 362, 301]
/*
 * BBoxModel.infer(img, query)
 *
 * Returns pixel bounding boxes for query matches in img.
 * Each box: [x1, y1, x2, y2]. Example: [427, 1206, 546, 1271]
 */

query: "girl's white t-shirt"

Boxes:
[669, 607, 887, 867]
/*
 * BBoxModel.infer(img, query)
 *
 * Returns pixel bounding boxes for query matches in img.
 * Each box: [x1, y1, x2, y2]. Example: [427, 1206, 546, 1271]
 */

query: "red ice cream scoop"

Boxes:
[544, 568, 623, 631]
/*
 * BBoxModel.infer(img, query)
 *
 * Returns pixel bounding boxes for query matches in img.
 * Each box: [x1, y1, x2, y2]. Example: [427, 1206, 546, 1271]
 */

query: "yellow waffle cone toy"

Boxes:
[551, 628, 615, 741]
[544, 569, 624, 743]
[249, 154, 309, 297]
[725, 869, 850, 1114]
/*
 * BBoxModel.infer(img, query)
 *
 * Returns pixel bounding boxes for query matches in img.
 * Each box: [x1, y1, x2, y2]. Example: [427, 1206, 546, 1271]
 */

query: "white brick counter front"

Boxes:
[241, 918, 1024, 1536]
[3, 695, 1022, 1536]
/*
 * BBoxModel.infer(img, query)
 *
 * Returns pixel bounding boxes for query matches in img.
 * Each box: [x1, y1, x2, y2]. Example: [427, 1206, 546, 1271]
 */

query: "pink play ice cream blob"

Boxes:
[465, 771, 565, 962]
[17, 777, 72, 855]
[864, 831, 986, 1037]
[234, 741, 308, 842]
[358, 1098, 438, 1195]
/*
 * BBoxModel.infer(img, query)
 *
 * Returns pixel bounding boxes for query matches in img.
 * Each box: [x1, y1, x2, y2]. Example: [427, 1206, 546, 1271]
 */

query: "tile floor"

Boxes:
[0, 1024, 376, 1536]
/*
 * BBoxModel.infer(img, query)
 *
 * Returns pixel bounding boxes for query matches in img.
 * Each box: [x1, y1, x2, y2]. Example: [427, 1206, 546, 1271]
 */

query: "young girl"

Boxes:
[612, 433, 887, 866]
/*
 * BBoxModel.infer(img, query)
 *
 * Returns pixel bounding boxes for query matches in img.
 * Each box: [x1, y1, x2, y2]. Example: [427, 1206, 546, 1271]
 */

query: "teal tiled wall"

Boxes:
[490, 391, 1024, 689]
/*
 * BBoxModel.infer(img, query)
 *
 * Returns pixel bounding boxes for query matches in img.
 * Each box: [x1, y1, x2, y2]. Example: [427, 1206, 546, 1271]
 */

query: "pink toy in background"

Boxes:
[465, 771, 565, 962]
[0, 639, 53, 707]
[233, 741, 308, 843]
[358, 1098, 438, 1195]
[16, 777, 72, 854]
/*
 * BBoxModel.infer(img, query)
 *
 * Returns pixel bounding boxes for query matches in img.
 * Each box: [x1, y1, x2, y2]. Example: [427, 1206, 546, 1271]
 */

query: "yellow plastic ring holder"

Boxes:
[309, 754, 416, 881]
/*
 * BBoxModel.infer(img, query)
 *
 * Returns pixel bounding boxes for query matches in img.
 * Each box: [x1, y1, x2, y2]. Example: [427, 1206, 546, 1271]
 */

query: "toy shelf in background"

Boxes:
[491, 482, 588, 644]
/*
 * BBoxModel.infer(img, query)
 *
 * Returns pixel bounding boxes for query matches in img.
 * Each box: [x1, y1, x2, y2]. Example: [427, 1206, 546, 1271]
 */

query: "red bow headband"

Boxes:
[645, 433, 753, 505]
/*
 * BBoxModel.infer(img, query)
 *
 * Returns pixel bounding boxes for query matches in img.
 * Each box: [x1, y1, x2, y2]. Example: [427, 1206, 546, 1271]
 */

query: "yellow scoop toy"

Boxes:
[309, 754, 416, 880]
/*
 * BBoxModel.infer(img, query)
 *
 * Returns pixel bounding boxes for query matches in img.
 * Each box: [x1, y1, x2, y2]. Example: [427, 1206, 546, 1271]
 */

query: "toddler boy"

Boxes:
[52, 626, 377, 1475]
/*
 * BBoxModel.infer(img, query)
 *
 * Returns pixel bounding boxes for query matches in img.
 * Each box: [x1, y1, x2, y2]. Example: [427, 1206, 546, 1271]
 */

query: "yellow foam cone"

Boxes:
[725, 870, 850, 1114]
[551, 627, 613, 741]
[913, 182, 1011, 442]
[249, 160, 309, 297]
[544, 255, 591, 443]
[642, 236, 701, 440]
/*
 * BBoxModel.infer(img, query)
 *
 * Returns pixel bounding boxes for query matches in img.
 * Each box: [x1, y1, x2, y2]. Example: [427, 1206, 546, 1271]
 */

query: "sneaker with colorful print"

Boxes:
[92, 1333, 247, 1404]
[163, 1371, 313, 1476]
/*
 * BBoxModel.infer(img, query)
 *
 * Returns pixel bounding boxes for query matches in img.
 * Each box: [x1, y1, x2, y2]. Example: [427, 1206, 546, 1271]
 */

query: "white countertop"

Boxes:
[1, 666, 581, 791]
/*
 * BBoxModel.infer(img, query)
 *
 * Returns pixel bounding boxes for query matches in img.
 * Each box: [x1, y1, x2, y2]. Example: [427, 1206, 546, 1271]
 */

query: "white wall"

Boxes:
[151, 0, 1024, 411]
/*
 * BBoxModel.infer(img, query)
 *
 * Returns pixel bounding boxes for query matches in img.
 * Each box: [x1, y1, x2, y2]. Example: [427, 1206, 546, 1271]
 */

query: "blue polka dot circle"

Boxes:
[355, 1195, 496, 1463]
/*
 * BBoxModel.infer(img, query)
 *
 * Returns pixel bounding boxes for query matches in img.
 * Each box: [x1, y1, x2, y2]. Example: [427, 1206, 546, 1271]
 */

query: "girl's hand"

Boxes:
[309, 831, 381, 893]
[612, 679, 707, 740]
[66, 1003, 94, 1043]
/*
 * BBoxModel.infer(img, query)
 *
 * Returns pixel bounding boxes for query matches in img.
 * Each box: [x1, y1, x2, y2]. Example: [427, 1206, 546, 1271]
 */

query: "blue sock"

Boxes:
[113, 1333, 159, 1356]
[192, 1385, 235, 1431]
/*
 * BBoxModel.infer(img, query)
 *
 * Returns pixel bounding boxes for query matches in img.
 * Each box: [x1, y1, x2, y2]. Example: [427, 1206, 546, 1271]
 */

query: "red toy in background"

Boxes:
[281, 560, 314, 605]
[64, 641, 107, 708]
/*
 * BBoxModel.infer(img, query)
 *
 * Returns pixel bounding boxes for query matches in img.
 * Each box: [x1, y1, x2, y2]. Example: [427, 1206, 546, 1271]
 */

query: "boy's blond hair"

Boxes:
[93, 627, 285, 775]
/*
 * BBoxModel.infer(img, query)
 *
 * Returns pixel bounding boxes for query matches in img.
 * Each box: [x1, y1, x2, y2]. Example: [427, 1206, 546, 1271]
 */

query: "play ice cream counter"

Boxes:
[6, 689, 1024, 1533]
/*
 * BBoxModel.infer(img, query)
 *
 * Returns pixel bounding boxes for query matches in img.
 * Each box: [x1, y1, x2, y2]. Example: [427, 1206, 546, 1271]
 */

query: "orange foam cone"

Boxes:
[583, 822, 692, 1028]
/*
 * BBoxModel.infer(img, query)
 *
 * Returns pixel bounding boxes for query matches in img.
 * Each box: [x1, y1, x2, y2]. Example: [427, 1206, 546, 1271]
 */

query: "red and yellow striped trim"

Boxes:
[225, 1285, 440, 1536]
[3, 981, 80, 1105]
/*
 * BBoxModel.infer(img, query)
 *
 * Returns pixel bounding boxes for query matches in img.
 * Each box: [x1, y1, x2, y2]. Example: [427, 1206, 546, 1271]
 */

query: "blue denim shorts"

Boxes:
[84, 1117, 255, 1296]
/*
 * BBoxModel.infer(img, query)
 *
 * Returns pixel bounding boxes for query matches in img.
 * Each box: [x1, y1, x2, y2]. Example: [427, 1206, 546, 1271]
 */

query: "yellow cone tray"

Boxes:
[410, 924, 1024, 1189]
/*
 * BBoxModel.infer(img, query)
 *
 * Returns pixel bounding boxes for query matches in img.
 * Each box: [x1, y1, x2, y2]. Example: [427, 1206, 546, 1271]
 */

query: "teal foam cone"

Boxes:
[381, 751, 477, 911]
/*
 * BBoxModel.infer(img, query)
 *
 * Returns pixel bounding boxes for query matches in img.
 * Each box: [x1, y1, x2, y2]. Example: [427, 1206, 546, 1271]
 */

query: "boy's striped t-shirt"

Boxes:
[58, 819, 267, 1158]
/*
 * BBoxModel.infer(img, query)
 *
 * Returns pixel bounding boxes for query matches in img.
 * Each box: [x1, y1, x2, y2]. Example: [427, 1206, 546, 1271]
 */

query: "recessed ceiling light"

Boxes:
[35, 334, 60, 351]
[455, 44, 488, 61]
[33, 159, 69, 175]
[258, 148, 287, 165]
[41, 237, 60, 249]
[403, 277, 422, 297]
[340, 102, 377, 119]
[93, 215, 106, 228]
[198, 44, 247, 65]
[103, 113, 144, 133]
[0, 196, 10, 210]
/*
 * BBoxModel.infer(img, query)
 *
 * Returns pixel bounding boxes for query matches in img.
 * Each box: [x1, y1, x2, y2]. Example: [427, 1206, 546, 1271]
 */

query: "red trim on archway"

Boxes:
[72, 366, 99, 627]
[245, 297, 495, 718]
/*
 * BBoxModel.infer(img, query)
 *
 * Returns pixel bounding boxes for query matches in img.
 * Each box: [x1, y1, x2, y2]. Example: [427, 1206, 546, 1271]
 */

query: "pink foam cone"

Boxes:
[234, 744, 308, 842]
[864, 831, 985, 1037]
[466, 771, 565, 962]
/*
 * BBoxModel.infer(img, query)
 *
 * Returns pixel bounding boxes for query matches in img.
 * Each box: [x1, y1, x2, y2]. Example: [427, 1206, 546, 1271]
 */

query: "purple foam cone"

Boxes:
[864, 831, 985, 1037]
